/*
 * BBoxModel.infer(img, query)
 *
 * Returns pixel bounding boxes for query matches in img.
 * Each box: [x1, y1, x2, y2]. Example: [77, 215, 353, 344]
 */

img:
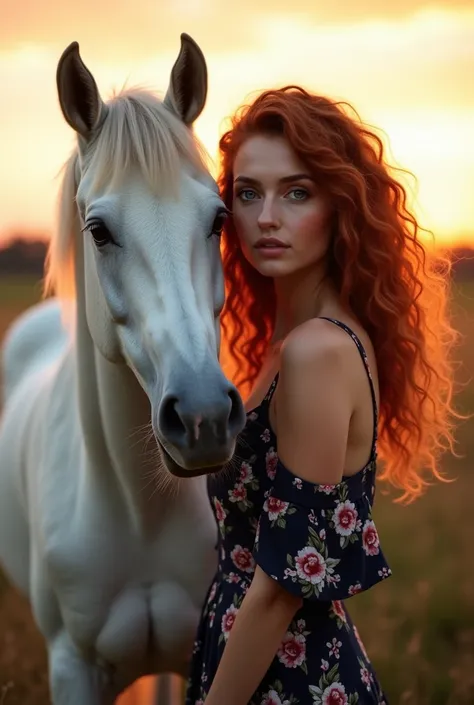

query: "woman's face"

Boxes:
[232, 134, 332, 279]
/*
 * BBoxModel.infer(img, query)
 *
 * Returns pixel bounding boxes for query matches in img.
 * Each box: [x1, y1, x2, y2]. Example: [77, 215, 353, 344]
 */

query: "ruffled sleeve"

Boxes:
[253, 459, 391, 601]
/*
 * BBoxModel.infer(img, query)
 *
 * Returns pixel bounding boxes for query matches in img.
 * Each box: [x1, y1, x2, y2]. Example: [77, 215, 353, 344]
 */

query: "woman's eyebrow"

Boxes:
[233, 173, 315, 184]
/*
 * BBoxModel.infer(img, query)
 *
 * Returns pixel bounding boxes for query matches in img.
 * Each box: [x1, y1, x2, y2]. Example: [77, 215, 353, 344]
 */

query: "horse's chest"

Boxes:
[61, 581, 198, 675]
[93, 587, 151, 665]
[47, 536, 203, 672]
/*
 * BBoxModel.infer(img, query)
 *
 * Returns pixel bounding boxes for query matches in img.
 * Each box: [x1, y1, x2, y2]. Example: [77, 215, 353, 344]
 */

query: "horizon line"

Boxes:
[1, 229, 473, 252]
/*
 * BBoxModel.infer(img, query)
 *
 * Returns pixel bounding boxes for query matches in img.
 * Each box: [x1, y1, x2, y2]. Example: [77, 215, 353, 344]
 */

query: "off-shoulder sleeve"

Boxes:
[253, 460, 391, 601]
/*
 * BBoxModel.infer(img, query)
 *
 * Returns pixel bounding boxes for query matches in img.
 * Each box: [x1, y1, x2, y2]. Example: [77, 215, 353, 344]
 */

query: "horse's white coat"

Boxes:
[0, 35, 244, 704]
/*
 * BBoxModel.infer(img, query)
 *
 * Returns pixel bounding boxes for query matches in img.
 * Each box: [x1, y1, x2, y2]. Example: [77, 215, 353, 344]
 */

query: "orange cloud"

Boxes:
[0, 6, 473, 244]
[2, 1, 473, 60]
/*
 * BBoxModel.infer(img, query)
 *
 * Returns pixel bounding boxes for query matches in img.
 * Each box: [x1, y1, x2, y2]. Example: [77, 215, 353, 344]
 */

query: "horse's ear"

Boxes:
[164, 33, 208, 126]
[56, 42, 107, 139]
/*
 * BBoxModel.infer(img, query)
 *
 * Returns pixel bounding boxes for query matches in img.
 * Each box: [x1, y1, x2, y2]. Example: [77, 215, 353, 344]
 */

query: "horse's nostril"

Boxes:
[157, 379, 246, 455]
[159, 396, 186, 442]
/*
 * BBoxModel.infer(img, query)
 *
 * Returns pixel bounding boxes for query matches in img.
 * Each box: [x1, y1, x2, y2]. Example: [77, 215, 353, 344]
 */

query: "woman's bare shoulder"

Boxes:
[280, 317, 356, 365]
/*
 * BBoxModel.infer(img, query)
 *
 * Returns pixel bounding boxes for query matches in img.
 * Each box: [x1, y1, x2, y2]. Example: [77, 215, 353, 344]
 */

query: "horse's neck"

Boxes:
[73, 234, 169, 538]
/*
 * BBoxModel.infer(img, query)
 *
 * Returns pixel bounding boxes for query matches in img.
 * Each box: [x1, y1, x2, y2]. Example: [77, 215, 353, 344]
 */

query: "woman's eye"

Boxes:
[287, 188, 309, 200]
[238, 189, 258, 202]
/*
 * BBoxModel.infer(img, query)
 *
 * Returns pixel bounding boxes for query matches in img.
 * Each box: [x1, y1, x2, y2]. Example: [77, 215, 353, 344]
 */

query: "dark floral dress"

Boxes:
[186, 318, 391, 705]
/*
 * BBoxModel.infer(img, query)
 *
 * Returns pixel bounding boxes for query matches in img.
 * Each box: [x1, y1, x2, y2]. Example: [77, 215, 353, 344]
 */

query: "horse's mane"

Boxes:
[44, 87, 210, 300]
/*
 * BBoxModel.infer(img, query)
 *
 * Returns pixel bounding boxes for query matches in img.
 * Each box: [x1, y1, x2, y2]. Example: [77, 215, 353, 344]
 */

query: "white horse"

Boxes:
[0, 34, 245, 705]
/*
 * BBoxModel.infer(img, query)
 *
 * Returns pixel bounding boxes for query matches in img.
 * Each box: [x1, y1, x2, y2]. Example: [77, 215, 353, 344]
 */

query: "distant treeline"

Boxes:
[0, 236, 474, 281]
[0, 238, 48, 277]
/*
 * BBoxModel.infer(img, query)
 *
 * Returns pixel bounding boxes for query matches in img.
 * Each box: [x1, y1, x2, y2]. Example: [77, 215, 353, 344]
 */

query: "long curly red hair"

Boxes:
[218, 86, 460, 503]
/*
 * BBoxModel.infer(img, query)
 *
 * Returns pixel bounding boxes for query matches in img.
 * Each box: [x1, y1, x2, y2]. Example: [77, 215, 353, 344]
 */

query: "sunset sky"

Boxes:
[1, 1, 473, 246]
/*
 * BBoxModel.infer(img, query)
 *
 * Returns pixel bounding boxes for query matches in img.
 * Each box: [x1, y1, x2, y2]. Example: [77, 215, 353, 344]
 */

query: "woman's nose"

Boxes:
[257, 197, 280, 230]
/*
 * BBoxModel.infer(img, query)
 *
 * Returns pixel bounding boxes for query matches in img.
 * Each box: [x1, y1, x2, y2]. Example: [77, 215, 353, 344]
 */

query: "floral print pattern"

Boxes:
[277, 620, 310, 673]
[230, 545, 255, 573]
[186, 318, 391, 705]
[263, 493, 296, 528]
[282, 527, 342, 599]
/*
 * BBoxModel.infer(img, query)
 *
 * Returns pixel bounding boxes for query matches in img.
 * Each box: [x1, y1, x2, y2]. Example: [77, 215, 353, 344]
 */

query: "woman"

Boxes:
[186, 86, 458, 705]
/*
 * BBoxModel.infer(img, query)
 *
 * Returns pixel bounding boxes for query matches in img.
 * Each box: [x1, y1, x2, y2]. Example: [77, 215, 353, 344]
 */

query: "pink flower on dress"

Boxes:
[362, 520, 380, 556]
[260, 690, 283, 705]
[266, 448, 278, 480]
[327, 637, 342, 659]
[221, 604, 238, 640]
[225, 571, 242, 584]
[230, 545, 255, 573]
[296, 618, 307, 633]
[277, 631, 306, 668]
[229, 483, 247, 503]
[318, 484, 337, 494]
[239, 462, 253, 484]
[331, 600, 347, 624]
[264, 495, 289, 521]
[261, 428, 271, 443]
[333, 500, 359, 536]
[321, 682, 348, 705]
[213, 498, 226, 523]
[360, 666, 373, 690]
[348, 583, 363, 596]
[295, 546, 326, 585]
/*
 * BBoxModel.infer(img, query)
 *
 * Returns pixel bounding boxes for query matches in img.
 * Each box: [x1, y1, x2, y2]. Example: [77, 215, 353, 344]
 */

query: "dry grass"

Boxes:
[0, 275, 473, 705]
[0, 276, 50, 705]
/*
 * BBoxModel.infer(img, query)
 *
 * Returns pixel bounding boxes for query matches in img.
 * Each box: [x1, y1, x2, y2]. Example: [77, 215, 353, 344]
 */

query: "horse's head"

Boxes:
[54, 35, 246, 476]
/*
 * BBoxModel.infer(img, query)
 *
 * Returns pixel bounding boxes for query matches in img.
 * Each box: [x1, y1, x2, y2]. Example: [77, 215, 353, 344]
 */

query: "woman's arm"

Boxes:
[275, 319, 355, 485]
[203, 566, 302, 705]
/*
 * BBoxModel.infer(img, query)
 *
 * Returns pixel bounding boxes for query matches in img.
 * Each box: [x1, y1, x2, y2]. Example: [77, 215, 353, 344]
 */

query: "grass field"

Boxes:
[0, 274, 473, 705]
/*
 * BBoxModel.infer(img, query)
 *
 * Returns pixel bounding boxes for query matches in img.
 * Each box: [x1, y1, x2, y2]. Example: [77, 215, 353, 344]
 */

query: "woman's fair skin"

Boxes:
[234, 133, 379, 478]
[203, 133, 380, 705]
[233, 133, 333, 313]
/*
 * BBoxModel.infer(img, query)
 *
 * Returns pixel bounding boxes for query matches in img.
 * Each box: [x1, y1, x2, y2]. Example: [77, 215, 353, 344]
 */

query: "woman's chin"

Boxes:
[252, 259, 294, 278]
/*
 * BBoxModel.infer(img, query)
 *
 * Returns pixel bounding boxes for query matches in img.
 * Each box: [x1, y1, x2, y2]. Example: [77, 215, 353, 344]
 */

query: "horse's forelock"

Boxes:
[44, 88, 211, 303]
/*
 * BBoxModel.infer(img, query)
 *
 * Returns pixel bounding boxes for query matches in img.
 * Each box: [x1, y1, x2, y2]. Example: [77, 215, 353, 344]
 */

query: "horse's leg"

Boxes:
[154, 674, 184, 705]
[48, 631, 115, 705]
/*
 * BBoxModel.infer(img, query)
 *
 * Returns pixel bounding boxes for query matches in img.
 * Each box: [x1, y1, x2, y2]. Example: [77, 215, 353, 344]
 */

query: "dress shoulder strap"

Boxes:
[263, 372, 280, 405]
[318, 317, 378, 459]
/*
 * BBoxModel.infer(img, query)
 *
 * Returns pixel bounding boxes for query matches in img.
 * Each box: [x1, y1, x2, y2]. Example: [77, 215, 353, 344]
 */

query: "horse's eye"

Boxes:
[209, 209, 229, 239]
[84, 221, 117, 248]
